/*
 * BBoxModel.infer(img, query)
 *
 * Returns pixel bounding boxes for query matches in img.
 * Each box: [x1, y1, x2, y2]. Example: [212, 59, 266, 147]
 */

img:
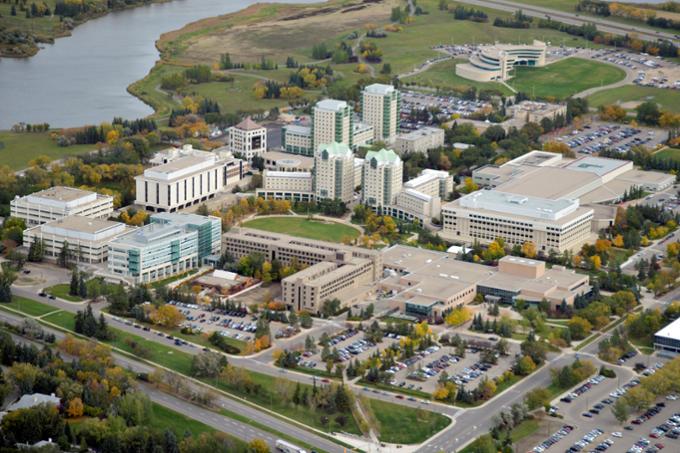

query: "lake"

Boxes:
[0, 0, 317, 129]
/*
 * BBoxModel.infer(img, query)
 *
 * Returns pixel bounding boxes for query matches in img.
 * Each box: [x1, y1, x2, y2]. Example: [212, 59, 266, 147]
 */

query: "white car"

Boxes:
[612, 432, 623, 438]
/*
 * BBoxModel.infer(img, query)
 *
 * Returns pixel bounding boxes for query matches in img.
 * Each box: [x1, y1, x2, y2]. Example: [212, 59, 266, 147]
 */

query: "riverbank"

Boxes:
[0, 0, 171, 58]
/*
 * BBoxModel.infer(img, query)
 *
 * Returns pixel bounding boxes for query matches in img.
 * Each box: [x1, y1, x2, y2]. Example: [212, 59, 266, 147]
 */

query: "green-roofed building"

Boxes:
[361, 148, 403, 209]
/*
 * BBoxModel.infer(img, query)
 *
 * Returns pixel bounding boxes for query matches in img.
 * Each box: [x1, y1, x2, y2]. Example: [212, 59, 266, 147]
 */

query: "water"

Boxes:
[0, 0, 316, 129]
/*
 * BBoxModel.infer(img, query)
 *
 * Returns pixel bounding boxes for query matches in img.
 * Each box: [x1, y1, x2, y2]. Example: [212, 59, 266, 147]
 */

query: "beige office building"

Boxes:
[507, 101, 567, 125]
[256, 170, 314, 202]
[394, 127, 445, 155]
[314, 142, 355, 203]
[24, 215, 132, 264]
[456, 40, 547, 82]
[262, 151, 313, 173]
[312, 100, 352, 151]
[361, 83, 400, 143]
[223, 228, 382, 312]
[281, 125, 313, 156]
[382, 245, 589, 317]
[361, 148, 403, 209]
[135, 146, 246, 213]
[226, 117, 267, 161]
[382, 169, 452, 224]
[11, 186, 114, 226]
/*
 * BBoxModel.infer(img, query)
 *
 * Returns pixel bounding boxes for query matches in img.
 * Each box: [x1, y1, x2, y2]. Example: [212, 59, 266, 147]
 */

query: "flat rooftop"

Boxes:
[284, 124, 312, 135]
[315, 99, 347, 111]
[398, 127, 443, 140]
[497, 167, 600, 200]
[147, 155, 211, 174]
[456, 189, 582, 221]
[656, 317, 680, 341]
[41, 215, 123, 235]
[363, 83, 396, 96]
[566, 156, 631, 177]
[27, 186, 95, 203]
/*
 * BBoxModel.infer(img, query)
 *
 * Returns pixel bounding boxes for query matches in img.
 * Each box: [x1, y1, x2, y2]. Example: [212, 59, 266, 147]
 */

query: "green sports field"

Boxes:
[507, 57, 626, 99]
[587, 85, 680, 113]
[242, 216, 360, 242]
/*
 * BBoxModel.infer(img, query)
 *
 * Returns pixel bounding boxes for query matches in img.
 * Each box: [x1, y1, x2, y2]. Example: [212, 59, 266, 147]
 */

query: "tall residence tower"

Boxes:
[314, 142, 355, 203]
[361, 148, 403, 210]
[312, 100, 352, 151]
[361, 83, 400, 143]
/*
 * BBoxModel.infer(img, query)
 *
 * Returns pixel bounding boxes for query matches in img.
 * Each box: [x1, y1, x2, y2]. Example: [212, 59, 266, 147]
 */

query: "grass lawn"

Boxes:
[42, 310, 76, 331]
[403, 59, 513, 96]
[511, 418, 541, 443]
[243, 216, 360, 243]
[367, 399, 451, 444]
[654, 148, 680, 164]
[150, 269, 197, 289]
[507, 58, 626, 99]
[149, 403, 216, 438]
[45, 284, 83, 302]
[0, 296, 60, 317]
[0, 131, 93, 170]
[587, 85, 680, 113]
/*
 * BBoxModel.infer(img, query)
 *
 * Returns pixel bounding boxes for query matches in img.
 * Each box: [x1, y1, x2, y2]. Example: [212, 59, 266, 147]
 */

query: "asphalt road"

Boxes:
[0, 303, 347, 453]
[457, 0, 679, 45]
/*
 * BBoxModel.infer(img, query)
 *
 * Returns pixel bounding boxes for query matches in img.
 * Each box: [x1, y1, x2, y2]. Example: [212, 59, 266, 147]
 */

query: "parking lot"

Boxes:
[588, 49, 680, 90]
[553, 122, 667, 155]
[537, 360, 680, 453]
[400, 91, 491, 128]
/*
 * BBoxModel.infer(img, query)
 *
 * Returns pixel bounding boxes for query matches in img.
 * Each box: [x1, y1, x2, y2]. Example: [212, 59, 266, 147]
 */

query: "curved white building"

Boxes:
[456, 40, 547, 82]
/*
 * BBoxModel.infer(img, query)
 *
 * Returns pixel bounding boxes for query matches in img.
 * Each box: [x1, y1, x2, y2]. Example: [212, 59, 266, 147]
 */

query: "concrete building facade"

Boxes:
[361, 83, 400, 143]
[281, 125, 313, 156]
[361, 149, 403, 210]
[11, 187, 114, 227]
[256, 170, 315, 202]
[456, 40, 547, 82]
[312, 100, 352, 151]
[394, 127, 445, 155]
[24, 216, 132, 264]
[314, 142, 355, 203]
[135, 146, 246, 213]
[226, 117, 267, 161]
[108, 213, 221, 284]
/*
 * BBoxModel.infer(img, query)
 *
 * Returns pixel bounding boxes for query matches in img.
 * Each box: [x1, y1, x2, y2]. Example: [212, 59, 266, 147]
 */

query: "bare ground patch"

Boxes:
[157, 0, 394, 65]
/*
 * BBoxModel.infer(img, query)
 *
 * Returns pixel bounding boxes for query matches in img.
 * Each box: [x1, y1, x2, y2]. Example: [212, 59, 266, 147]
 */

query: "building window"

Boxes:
[156, 183, 159, 205]
[144, 181, 148, 203]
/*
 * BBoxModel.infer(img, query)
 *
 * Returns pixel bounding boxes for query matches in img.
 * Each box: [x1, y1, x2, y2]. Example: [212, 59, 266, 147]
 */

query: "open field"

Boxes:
[587, 85, 680, 113]
[45, 284, 83, 302]
[0, 131, 93, 170]
[242, 216, 360, 242]
[654, 147, 680, 164]
[42, 310, 77, 331]
[507, 57, 626, 99]
[0, 296, 60, 317]
[403, 59, 513, 95]
[149, 403, 216, 437]
[368, 399, 451, 443]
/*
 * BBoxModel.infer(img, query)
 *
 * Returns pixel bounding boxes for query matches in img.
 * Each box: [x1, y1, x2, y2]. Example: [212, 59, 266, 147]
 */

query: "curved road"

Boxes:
[458, 0, 679, 45]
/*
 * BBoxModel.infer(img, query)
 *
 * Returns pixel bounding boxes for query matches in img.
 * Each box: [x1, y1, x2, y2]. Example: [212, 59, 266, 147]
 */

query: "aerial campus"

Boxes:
[4, 1, 680, 453]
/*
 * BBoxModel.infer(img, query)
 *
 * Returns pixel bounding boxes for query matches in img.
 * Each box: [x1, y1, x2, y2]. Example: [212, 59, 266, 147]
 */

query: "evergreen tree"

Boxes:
[69, 269, 79, 296]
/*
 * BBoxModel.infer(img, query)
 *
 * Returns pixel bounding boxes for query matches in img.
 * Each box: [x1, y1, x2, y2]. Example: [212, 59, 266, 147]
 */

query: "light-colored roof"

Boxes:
[318, 142, 353, 158]
[315, 99, 348, 111]
[363, 83, 396, 96]
[365, 148, 401, 165]
[405, 169, 448, 189]
[151, 212, 218, 228]
[283, 124, 312, 135]
[234, 116, 264, 131]
[402, 188, 432, 202]
[39, 215, 124, 235]
[8, 394, 60, 411]
[457, 190, 582, 221]
[655, 317, 680, 341]
[398, 127, 444, 140]
[25, 186, 93, 203]
[566, 156, 631, 177]
[266, 170, 313, 179]
[497, 166, 600, 200]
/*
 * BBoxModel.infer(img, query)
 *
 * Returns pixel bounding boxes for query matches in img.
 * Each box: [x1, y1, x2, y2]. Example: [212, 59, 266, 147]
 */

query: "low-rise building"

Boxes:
[654, 317, 680, 356]
[382, 245, 589, 318]
[24, 216, 132, 264]
[256, 170, 315, 202]
[135, 145, 246, 213]
[108, 213, 221, 284]
[223, 228, 382, 312]
[11, 186, 114, 226]
[262, 151, 314, 173]
[281, 124, 313, 156]
[352, 122, 375, 149]
[394, 127, 445, 154]
[226, 117, 267, 161]
[381, 168, 452, 224]
[507, 101, 567, 125]
[456, 40, 547, 82]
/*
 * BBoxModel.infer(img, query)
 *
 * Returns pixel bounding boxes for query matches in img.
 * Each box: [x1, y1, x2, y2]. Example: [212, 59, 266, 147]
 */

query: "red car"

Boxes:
[655, 443, 664, 449]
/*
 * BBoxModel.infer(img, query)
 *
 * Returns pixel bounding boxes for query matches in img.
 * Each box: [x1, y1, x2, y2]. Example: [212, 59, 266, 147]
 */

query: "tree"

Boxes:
[27, 239, 45, 262]
[636, 101, 661, 126]
[568, 316, 592, 340]
[521, 241, 537, 258]
[248, 439, 270, 453]
[525, 388, 551, 410]
[445, 306, 472, 326]
[57, 240, 72, 268]
[0, 264, 17, 303]
[612, 399, 630, 425]
[515, 355, 536, 376]
[191, 351, 227, 378]
[150, 304, 184, 328]
[66, 397, 84, 418]
[69, 269, 80, 296]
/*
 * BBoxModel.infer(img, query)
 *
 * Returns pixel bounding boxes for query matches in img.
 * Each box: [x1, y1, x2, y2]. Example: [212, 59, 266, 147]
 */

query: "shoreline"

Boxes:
[0, 0, 172, 59]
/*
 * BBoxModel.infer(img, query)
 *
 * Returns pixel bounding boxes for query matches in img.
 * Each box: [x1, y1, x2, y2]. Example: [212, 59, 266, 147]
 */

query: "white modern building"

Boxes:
[256, 170, 315, 202]
[361, 148, 403, 210]
[11, 186, 114, 226]
[314, 142, 355, 203]
[352, 122, 375, 149]
[135, 145, 246, 213]
[654, 317, 680, 356]
[23, 215, 132, 264]
[384, 169, 452, 224]
[281, 124, 313, 156]
[394, 127, 445, 155]
[456, 40, 547, 82]
[361, 83, 400, 143]
[108, 213, 221, 284]
[226, 117, 267, 161]
[312, 100, 353, 151]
